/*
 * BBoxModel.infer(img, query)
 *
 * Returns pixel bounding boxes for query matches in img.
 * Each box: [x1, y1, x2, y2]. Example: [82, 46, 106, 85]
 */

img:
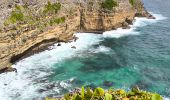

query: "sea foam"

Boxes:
[103, 13, 167, 38]
[0, 13, 168, 100]
[0, 33, 102, 100]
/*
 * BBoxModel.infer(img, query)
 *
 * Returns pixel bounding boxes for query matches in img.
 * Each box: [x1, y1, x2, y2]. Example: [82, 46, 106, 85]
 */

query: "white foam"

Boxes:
[163, 97, 170, 100]
[103, 13, 167, 38]
[0, 13, 167, 100]
[103, 27, 139, 38]
[134, 13, 167, 27]
[151, 12, 167, 21]
[0, 33, 103, 100]
[92, 46, 111, 53]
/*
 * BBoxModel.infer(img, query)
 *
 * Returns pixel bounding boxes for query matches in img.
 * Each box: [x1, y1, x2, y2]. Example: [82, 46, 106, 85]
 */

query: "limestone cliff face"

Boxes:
[0, 0, 152, 71]
[81, 1, 135, 32]
[82, 10, 135, 31]
[0, 13, 80, 70]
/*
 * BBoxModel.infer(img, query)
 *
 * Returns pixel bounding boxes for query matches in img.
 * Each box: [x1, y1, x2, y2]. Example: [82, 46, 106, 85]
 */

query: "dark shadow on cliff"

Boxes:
[10, 38, 60, 64]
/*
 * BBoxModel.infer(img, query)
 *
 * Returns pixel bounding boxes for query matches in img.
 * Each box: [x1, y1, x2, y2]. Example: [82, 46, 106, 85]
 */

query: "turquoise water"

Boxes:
[0, 0, 170, 100]
[50, 21, 170, 96]
[50, 0, 170, 97]
[48, 0, 170, 97]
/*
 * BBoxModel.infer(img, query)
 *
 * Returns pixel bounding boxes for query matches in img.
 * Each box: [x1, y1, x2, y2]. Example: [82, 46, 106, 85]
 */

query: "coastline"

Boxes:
[0, 0, 154, 72]
[0, 15, 155, 74]
[7, 12, 166, 69]
[0, 12, 168, 99]
[0, 0, 170, 99]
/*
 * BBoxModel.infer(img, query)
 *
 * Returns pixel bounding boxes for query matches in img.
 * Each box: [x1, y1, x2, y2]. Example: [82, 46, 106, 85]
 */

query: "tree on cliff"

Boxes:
[101, 0, 118, 11]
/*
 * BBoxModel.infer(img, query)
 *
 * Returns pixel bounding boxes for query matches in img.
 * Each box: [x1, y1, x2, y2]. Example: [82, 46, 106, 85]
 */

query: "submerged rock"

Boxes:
[4, 83, 7, 86]
[38, 89, 47, 93]
[122, 22, 130, 29]
[85, 83, 97, 89]
[57, 43, 61, 46]
[132, 80, 151, 90]
[103, 81, 114, 87]
[0, 67, 17, 74]
[71, 46, 76, 49]
[70, 78, 84, 85]
[74, 36, 79, 42]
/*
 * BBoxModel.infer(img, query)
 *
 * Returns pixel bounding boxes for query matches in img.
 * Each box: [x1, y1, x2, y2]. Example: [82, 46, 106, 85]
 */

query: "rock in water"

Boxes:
[71, 46, 76, 49]
[74, 36, 79, 42]
[0, 67, 17, 74]
[122, 22, 130, 29]
[57, 43, 61, 46]
[85, 84, 97, 89]
[103, 81, 114, 87]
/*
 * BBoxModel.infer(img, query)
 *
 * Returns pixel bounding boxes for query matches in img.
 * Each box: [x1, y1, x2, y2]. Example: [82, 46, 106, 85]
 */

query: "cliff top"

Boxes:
[0, 0, 140, 28]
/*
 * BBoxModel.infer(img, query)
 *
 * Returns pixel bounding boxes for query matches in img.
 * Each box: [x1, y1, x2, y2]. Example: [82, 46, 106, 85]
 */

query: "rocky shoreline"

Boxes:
[0, 0, 154, 73]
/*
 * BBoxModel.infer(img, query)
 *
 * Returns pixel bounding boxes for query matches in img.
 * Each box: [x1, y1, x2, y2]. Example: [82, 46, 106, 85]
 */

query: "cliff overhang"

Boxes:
[0, 0, 154, 72]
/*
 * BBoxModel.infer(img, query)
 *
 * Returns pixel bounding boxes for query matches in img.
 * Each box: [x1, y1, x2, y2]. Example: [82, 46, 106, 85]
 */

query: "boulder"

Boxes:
[71, 46, 76, 49]
[103, 81, 114, 87]
[122, 22, 130, 29]
[57, 43, 61, 46]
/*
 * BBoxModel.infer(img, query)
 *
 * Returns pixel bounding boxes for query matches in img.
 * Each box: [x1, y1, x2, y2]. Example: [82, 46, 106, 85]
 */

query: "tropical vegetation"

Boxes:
[101, 0, 118, 10]
[46, 87, 163, 100]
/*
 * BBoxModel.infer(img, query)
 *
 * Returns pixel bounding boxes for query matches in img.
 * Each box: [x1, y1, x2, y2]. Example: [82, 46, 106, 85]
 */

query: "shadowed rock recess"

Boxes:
[0, 0, 154, 71]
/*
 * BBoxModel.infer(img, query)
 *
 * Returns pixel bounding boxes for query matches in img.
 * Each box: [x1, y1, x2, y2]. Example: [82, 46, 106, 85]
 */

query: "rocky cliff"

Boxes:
[0, 0, 153, 71]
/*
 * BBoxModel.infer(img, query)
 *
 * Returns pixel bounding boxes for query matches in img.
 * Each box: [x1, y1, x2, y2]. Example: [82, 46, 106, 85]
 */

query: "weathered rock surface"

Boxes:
[0, 0, 153, 71]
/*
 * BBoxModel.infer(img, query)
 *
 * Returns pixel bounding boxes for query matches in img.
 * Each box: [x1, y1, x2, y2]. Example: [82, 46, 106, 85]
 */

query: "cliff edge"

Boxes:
[0, 0, 154, 72]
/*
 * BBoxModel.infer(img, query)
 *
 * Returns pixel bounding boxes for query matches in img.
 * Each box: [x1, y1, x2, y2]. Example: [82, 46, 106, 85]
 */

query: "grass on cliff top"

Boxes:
[9, 11, 24, 23]
[3, 5, 25, 26]
[4, 1, 62, 25]
[129, 0, 135, 6]
[101, 0, 118, 11]
[46, 87, 163, 100]
[49, 17, 65, 26]
[43, 1, 61, 15]
[3, 1, 65, 34]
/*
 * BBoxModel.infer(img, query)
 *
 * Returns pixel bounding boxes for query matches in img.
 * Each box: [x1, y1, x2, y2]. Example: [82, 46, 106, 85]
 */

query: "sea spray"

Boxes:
[0, 33, 103, 100]
[103, 13, 167, 38]
[0, 13, 168, 100]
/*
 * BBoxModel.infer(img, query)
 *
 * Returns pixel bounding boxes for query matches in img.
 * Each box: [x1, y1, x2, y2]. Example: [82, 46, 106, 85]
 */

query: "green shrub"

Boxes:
[15, 5, 22, 11]
[129, 0, 135, 6]
[3, 20, 10, 26]
[9, 11, 24, 23]
[3, 5, 25, 25]
[43, 1, 61, 14]
[61, 87, 163, 100]
[101, 0, 118, 10]
[49, 17, 65, 26]
[54, 17, 65, 24]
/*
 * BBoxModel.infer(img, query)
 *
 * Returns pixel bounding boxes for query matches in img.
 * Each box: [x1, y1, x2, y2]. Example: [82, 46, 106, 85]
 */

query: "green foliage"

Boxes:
[152, 94, 163, 100]
[4, 5, 24, 25]
[94, 87, 105, 96]
[3, 20, 10, 26]
[15, 5, 23, 11]
[49, 17, 65, 26]
[3, 2, 64, 28]
[63, 87, 163, 100]
[2, 1, 65, 34]
[81, 87, 85, 98]
[105, 93, 112, 100]
[86, 87, 93, 98]
[101, 0, 118, 10]
[9, 11, 24, 23]
[129, 0, 135, 6]
[43, 1, 61, 14]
